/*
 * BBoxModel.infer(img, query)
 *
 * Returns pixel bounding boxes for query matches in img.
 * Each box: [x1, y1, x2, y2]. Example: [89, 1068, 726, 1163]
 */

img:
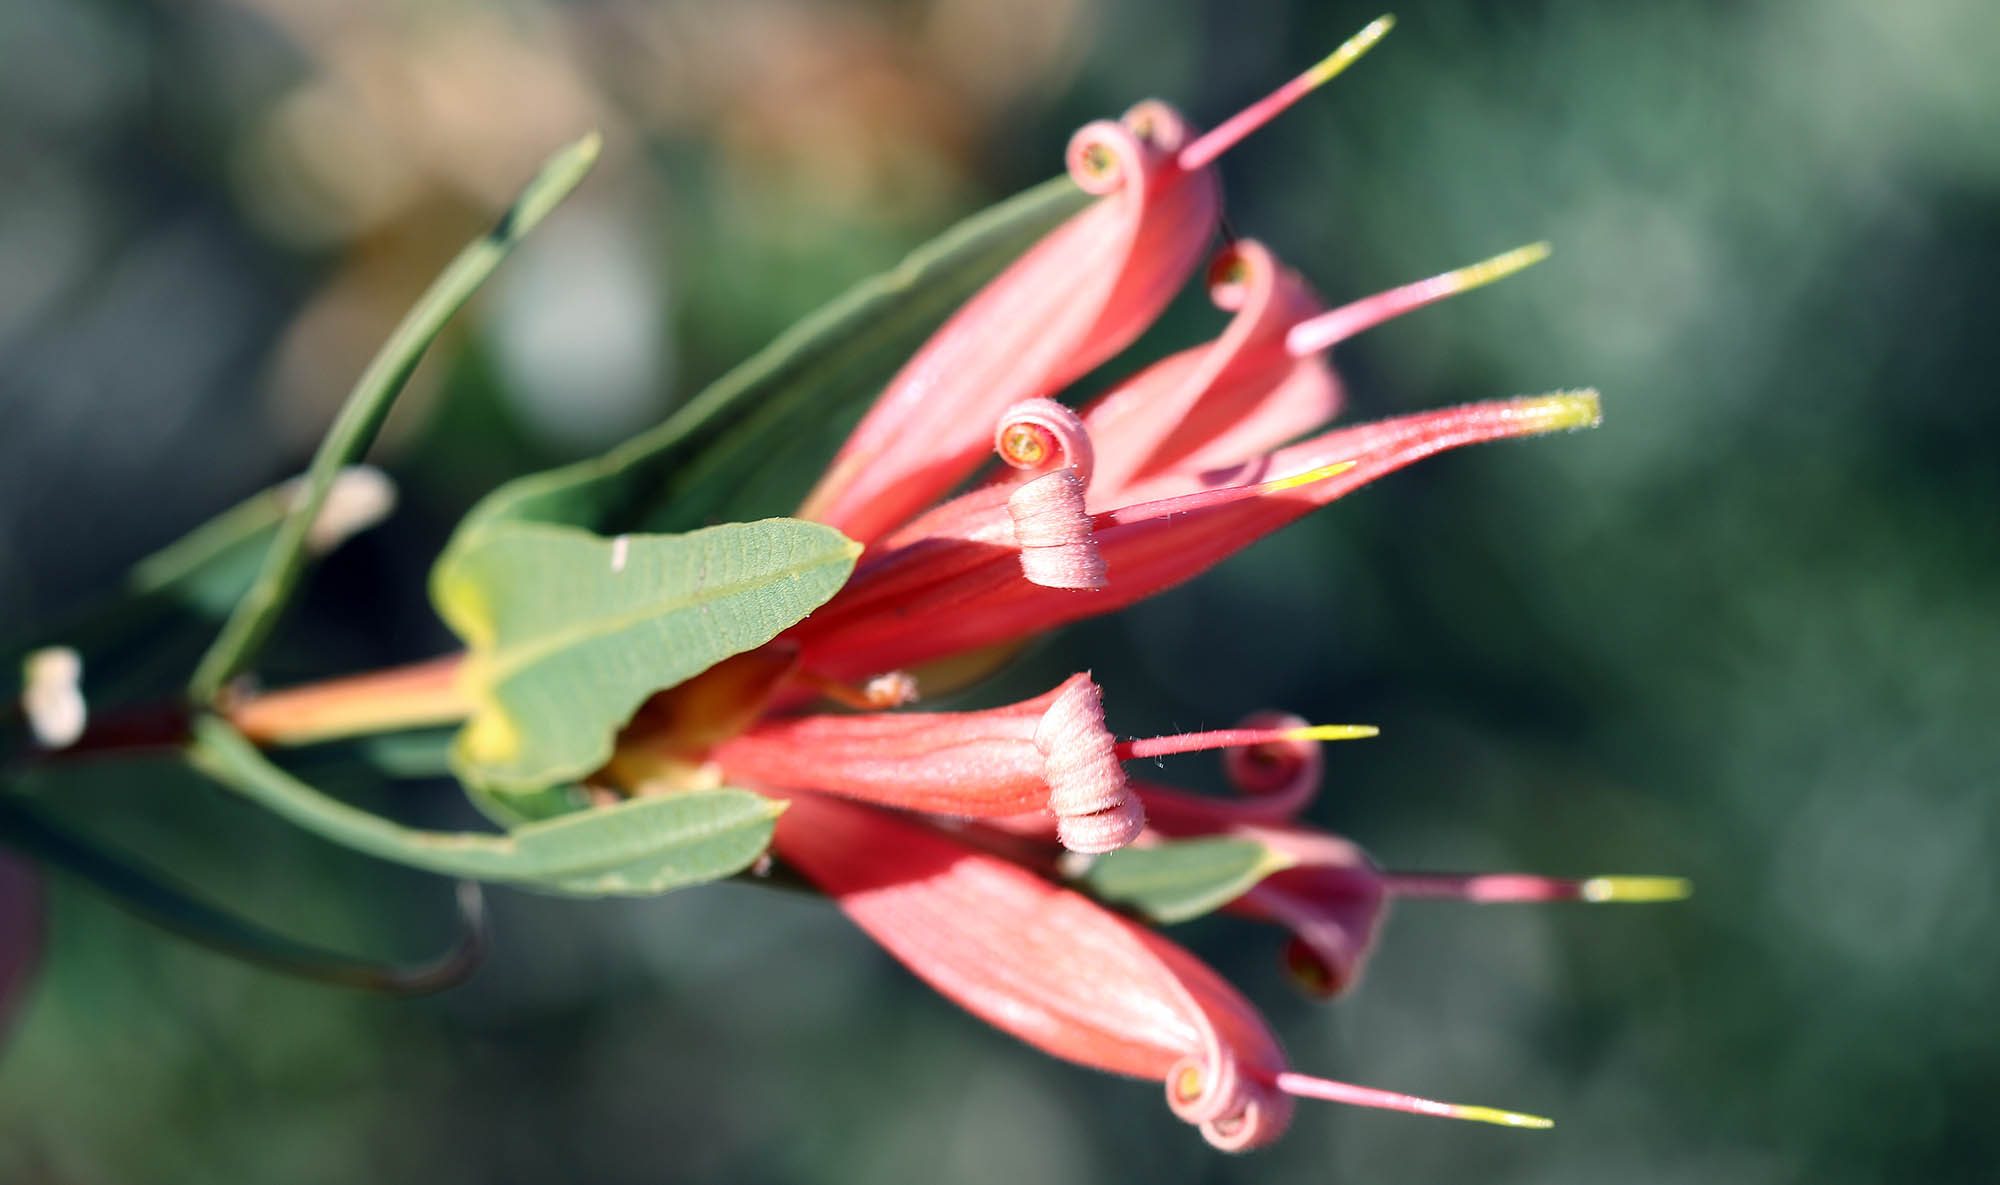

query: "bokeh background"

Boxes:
[3, 0, 1997, 1182]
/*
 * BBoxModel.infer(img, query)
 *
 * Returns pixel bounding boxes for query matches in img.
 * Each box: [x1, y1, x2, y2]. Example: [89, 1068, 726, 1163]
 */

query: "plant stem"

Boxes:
[16, 653, 472, 765]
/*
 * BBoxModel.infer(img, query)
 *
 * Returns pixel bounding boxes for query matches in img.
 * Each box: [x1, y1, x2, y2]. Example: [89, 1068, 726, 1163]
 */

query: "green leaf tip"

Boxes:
[1079, 837, 1296, 924]
[496, 131, 603, 242]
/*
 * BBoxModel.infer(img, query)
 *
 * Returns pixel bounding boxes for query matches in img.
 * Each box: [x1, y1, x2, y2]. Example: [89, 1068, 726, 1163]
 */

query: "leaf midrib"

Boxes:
[513, 793, 782, 877]
[481, 537, 850, 687]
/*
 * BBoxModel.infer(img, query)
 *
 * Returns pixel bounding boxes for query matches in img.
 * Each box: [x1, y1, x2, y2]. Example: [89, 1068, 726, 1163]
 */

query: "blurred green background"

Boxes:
[3, 0, 1997, 1182]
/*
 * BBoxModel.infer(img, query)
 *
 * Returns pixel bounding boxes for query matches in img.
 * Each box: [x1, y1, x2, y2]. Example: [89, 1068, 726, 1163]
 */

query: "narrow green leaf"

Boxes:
[432, 518, 858, 793]
[1078, 838, 1298, 925]
[187, 714, 783, 895]
[0, 795, 487, 994]
[450, 174, 1088, 537]
[124, 477, 297, 613]
[188, 133, 602, 701]
[498, 790, 784, 895]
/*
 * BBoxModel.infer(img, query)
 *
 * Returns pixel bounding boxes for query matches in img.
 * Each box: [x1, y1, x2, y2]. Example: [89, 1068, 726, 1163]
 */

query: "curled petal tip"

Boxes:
[1056, 796, 1147, 854]
[1581, 876, 1692, 903]
[1037, 677, 1143, 851]
[997, 398, 1096, 481]
[1010, 471, 1107, 590]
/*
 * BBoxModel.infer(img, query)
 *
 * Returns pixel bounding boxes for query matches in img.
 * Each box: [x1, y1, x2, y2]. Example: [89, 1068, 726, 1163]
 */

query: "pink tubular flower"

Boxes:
[796, 17, 1397, 546]
[711, 673, 1146, 853]
[740, 715, 1679, 1149]
[568, 19, 1686, 1152]
[770, 790, 1553, 1151]
[1081, 240, 1343, 503]
[1133, 718, 1689, 999]
[1082, 238, 1554, 505]
[710, 677, 1374, 854]
[787, 388, 1599, 684]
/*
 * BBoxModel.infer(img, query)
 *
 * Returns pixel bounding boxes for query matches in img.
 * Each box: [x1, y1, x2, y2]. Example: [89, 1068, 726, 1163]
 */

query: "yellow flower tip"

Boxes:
[1451, 1105, 1556, 1130]
[1581, 875, 1693, 903]
[1306, 15, 1398, 89]
[1286, 723, 1381, 742]
[1262, 459, 1357, 493]
[1445, 241, 1553, 295]
[1524, 388, 1603, 433]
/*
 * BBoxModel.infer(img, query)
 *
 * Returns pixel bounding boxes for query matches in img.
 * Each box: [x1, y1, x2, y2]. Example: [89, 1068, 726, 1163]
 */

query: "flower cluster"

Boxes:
[603, 17, 1680, 1152]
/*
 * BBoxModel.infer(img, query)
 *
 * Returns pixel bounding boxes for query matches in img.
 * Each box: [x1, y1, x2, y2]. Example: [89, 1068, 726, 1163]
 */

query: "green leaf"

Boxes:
[432, 518, 858, 793]
[1078, 838, 1298, 925]
[187, 714, 783, 895]
[450, 174, 1088, 538]
[496, 790, 784, 895]
[188, 133, 602, 701]
[0, 795, 486, 994]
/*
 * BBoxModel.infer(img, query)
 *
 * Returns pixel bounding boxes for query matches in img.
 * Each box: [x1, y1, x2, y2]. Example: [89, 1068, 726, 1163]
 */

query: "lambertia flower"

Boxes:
[574, 16, 1688, 1152]
[225, 14, 1687, 1152]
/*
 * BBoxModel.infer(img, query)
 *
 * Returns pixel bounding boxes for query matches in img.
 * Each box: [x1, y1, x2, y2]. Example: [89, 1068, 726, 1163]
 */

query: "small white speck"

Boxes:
[293, 466, 398, 555]
[22, 646, 86, 749]
[610, 535, 630, 573]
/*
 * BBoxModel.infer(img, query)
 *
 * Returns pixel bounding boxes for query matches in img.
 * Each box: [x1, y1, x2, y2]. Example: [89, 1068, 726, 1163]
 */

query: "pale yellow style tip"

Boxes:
[1453, 1105, 1556, 1129]
[1287, 724, 1381, 742]
[1582, 875, 1694, 903]
[1527, 388, 1603, 432]
[1443, 241, 1553, 295]
[1307, 16, 1397, 89]
[1263, 459, 1357, 493]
